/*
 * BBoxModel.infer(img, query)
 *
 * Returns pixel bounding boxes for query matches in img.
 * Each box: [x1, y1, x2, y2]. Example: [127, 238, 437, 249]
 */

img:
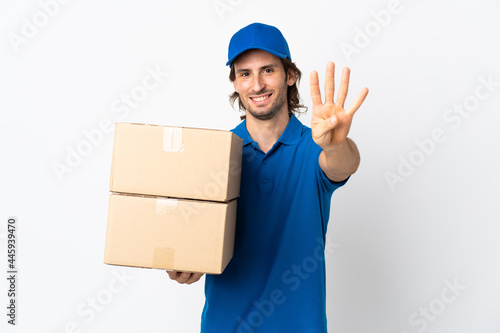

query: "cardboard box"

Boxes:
[109, 123, 243, 202]
[104, 193, 237, 274]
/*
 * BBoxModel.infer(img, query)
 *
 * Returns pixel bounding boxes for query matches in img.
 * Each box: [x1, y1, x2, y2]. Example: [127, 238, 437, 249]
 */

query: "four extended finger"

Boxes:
[310, 70, 323, 106]
[324, 62, 335, 104]
[346, 87, 369, 117]
[336, 67, 350, 108]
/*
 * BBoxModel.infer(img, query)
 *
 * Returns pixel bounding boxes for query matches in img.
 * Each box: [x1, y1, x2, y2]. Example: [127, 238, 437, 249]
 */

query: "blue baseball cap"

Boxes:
[226, 23, 291, 67]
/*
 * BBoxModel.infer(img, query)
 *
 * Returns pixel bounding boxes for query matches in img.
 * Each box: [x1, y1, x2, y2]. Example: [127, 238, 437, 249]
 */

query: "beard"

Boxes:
[241, 83, 288, 121]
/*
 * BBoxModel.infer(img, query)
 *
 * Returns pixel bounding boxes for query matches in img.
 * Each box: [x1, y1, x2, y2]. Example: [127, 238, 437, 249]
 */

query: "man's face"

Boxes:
[232, 49, 296, 121]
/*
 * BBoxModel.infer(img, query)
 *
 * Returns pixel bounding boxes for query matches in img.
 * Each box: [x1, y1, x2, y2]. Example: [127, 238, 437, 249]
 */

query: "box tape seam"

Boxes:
[156, 197, 178, 214]
[153, 247, 175, 269]
[163, 127, 184, 152]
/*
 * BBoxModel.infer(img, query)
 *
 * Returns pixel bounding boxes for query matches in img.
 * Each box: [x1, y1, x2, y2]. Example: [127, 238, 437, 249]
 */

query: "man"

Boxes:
[168, 22, 368, 332]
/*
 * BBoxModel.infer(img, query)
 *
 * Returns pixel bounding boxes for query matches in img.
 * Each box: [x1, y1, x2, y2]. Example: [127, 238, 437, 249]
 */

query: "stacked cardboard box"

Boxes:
[104, 123, 243, 274]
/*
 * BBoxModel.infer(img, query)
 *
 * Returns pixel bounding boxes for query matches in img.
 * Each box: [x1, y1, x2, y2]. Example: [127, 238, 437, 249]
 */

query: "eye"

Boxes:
[264, 68, 274, 74]
[239, 72, 250, 77]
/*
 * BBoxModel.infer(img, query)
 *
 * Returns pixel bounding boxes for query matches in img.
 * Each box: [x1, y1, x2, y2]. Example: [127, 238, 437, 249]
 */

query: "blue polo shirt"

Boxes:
[201, 114, 348, 333]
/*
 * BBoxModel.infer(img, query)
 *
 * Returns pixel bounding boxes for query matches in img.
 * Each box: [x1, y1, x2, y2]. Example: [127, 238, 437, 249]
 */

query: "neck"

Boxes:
[245, 109, 290, 154]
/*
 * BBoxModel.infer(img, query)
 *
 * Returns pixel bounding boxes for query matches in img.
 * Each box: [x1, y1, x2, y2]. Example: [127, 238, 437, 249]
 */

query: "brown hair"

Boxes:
[229, 57, 308, 120]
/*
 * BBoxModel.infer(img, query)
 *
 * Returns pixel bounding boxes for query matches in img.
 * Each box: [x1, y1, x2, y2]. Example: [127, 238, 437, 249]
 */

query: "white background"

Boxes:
[1, 0, 499, 332]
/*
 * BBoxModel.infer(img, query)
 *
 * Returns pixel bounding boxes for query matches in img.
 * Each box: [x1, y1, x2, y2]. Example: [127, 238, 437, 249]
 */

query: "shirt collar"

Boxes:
[232, 113, 302, 147]
[277, 113, 302, 145]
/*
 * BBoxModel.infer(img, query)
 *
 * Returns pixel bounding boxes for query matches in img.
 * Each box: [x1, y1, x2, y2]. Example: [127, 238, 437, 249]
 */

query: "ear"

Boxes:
[287, 68, 297, 87]
[233, 80, 238, 93]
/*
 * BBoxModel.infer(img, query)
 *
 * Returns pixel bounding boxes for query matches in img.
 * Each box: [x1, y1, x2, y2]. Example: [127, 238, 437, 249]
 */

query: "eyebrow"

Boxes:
[236, 63, 279, 74]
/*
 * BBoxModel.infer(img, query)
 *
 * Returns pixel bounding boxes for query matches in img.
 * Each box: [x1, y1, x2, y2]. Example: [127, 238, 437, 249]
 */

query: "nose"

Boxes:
[250, 74, 265, 94]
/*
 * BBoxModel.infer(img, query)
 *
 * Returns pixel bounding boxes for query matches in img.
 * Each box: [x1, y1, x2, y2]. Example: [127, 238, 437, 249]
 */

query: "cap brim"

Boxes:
[226, 46, 290, 67]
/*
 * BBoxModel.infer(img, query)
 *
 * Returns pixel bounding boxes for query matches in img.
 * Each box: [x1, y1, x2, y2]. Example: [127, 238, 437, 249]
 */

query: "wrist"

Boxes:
[321, 139, 347, 154]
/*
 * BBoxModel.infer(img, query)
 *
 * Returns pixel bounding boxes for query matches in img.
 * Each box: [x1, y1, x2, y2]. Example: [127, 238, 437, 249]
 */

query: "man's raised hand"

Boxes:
[310, 62, 368, 152]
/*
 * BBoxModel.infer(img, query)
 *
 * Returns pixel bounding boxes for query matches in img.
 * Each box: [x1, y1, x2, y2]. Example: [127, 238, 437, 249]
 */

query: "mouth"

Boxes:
[250, 93, 272, 104]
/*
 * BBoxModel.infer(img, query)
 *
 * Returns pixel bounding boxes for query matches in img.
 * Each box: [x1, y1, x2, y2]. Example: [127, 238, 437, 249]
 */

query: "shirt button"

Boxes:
[262, 160, 267, 165]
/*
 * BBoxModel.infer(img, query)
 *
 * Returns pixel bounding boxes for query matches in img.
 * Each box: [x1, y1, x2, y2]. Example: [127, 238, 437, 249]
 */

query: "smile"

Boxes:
[250, 94, 272, 102]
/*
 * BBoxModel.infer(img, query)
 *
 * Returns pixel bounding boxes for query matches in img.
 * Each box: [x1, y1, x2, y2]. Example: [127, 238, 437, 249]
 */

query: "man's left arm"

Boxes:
[318, 137, 360, 182]
[310, 62, 368, 182]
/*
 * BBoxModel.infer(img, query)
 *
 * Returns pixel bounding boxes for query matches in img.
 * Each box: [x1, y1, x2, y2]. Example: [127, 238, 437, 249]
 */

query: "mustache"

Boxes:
[248, 89, 273, 96]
